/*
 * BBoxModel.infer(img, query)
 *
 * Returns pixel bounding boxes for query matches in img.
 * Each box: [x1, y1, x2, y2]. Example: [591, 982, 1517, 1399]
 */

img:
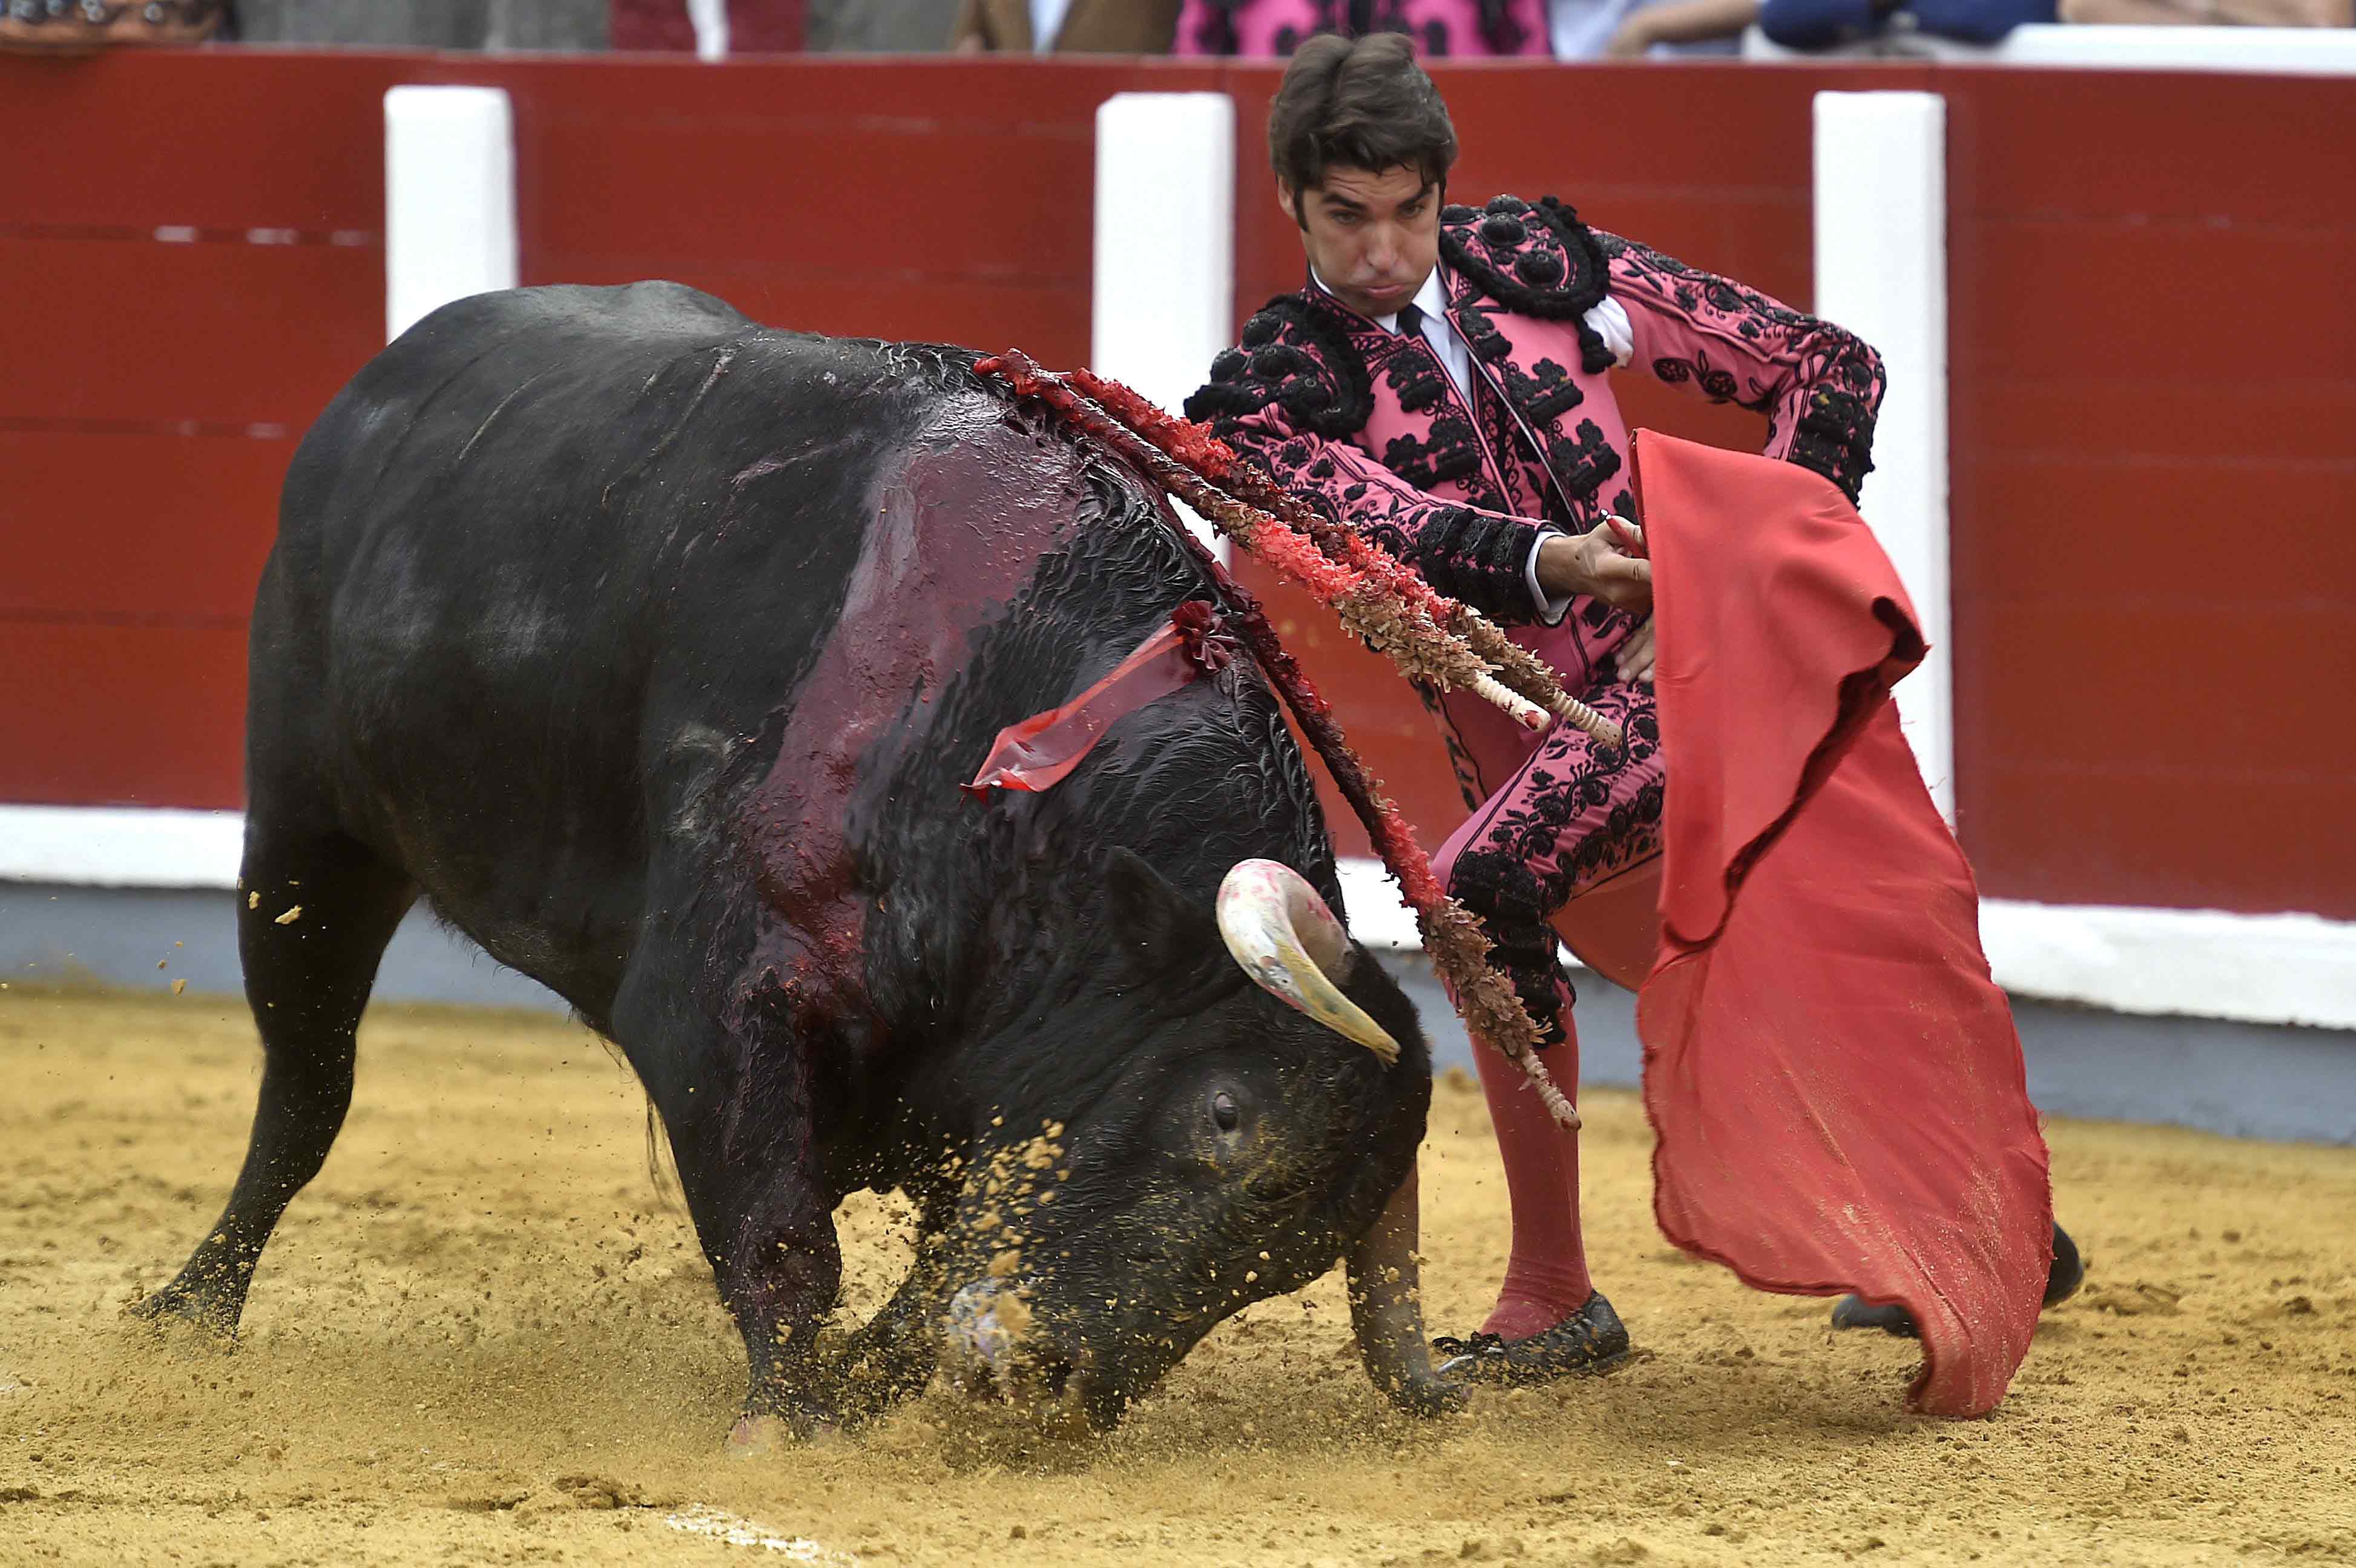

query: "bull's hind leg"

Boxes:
[612, 958, 844, 1445]
[133, 825, 415, 1335]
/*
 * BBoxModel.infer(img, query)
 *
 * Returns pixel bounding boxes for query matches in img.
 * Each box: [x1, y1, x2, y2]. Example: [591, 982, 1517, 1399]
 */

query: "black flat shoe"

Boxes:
[1831, 1222, 2087, 1337]
[1432, 1291, 1631, 1384]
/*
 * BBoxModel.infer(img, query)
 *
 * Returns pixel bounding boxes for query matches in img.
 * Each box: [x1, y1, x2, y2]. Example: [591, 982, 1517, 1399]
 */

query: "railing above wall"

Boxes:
[1746, 22, 2356, 72]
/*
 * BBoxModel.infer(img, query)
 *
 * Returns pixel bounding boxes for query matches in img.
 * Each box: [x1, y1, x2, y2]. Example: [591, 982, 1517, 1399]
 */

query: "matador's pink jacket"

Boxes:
[1185, 196, 1884, 983]
[1172, 0, 1549, 55]
[1188, 194, 1882, 749]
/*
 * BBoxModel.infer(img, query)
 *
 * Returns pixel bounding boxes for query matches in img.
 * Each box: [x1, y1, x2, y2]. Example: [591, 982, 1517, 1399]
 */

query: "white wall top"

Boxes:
[1995, 24, 2356, 73]
[384, 85, 520, 344]
[1746, 23, 2356, 74]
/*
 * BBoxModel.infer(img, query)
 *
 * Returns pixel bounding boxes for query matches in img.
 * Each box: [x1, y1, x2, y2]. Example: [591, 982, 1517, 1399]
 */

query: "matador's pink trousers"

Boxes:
[1427, 611, 1666, 1341]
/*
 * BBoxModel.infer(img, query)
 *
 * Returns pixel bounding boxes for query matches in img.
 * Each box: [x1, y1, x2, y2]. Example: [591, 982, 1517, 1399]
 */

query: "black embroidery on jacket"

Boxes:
[1184, 292, 1373, 441]
[1449, 684, 1665, 1017]
[1190, 289, 1541, 625]
[1441, 194, 1616, 373]
[1358, 504, 1534, 618]
[1788, 338, 1883, 505]
[1375, 340, 1495, 499]
[1649, 348, 1775, 412]
[1499, 354, 1585, 424]
[1464, 370, 1538, 522]
[1475, 0, 1529, 50]
[1544, 418, 1622, 506]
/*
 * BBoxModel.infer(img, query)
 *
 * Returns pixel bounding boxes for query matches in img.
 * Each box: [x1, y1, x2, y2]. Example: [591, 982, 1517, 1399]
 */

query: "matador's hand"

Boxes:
[1614, 617, 1657, 685]
[1536, 518, 1653, 616]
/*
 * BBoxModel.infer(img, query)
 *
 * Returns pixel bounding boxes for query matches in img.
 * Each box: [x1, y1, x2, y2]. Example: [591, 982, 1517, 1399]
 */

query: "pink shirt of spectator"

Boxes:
[1173, 1, 1551, 55]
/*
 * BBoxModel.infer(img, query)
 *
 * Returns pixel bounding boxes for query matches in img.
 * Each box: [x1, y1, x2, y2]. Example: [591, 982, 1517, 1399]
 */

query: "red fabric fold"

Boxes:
[1631, 431, 2053, 1417]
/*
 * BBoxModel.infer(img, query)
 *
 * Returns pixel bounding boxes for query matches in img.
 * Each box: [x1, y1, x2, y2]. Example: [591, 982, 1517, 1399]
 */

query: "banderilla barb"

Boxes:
[976, 349, 1582, 1131]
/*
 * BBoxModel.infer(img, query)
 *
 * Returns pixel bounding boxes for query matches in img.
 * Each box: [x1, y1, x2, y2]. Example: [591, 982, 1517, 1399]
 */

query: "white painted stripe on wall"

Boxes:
[1811, 91, 1952, 821]
[384, 85, 519, 344]
[5, 814, 2351, 1032]
[1337, 857, 1425, 954]
[1979, 901, 2356, 1033]
[0, 806, 243, 889]
[1338, 856, 2356, 1032]
[1091, 91, 1236, 556]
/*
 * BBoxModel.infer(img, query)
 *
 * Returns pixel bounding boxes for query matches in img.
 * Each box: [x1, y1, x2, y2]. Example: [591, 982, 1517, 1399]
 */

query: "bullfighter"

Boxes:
[1187, 31, 2076, 1380]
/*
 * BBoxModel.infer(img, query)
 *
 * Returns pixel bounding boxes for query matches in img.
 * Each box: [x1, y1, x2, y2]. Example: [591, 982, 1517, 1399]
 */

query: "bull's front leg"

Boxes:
[1347, 1165, 1466, 1418]
[614, 969, 844, 1447]
[829, 1218, 950, 1421]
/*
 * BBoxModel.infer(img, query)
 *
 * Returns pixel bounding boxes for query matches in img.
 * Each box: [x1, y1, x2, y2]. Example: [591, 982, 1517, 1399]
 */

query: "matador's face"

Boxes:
[1278, 163, 1441, 323]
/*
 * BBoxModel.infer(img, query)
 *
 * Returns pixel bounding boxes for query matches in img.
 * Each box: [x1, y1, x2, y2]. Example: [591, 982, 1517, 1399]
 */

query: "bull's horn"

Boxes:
[1216, 860, 1400, 1064]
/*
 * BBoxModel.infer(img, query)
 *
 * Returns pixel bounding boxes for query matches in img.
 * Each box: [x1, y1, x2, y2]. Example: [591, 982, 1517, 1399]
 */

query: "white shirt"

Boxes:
[1028, 0, 1073, 50]
[1373, 266, 1476, 409]
[1313, 265, 1635, 622]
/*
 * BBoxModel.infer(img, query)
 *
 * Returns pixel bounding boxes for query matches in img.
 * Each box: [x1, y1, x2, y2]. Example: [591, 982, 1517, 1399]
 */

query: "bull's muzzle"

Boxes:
[940, 1279, 1096, 1434]
[1216, 860, 1400, 1063]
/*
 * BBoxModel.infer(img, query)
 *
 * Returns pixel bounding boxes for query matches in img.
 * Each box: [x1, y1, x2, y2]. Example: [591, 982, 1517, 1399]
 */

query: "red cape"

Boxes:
[1624, 432, 2053, 1417]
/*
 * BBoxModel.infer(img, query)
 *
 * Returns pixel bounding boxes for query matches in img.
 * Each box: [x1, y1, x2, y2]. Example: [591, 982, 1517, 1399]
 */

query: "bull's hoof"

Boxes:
[725, 1411, 843, 1455]
[1432, 1290, 1631, 1385]
[126, 1282, 242, 1343]
[1380, 1369, 1468, 1419]
[726, 1414, 791, 1457]
[1831, 1224, 2087, 1336]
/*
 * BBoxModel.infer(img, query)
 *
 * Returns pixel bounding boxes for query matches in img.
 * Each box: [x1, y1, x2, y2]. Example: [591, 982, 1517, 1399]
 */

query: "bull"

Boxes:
[134, 283, 1458, 1441]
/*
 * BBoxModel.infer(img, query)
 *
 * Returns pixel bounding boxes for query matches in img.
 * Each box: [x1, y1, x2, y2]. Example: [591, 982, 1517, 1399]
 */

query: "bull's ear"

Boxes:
[1103, 845, 1215, 975]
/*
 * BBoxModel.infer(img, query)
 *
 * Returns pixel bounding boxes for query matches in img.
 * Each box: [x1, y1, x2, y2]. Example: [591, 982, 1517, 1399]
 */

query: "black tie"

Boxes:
[1397, 301, 1424, 336]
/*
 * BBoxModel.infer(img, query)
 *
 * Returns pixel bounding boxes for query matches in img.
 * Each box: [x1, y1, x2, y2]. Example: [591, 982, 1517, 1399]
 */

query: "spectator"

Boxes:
[1550, 0, 1746, 53]
[806, 0, 961, 48]
[613, 0, 801, 51]
[228, 1, 608, 48]
[1757, 0, 2052, 46]
[951, 0, 1182, 50]
[1173, 0, 1550, 56]
[3, 0, 222, 50]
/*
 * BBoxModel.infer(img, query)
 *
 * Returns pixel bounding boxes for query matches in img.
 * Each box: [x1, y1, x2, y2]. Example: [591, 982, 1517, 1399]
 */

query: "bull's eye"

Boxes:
[1211, 1090, 1242, 1132]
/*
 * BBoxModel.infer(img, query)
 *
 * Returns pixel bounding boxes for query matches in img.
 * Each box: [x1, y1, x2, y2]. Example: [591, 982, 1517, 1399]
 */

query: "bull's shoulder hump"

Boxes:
[385, 282, 756, 366]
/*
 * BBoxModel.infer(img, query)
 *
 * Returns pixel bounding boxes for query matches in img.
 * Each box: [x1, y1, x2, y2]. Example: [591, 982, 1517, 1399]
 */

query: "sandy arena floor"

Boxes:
[2, 987, 2352, 1567]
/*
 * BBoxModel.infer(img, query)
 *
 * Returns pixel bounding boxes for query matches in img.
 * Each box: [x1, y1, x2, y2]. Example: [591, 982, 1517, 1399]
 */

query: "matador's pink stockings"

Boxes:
[1460, 859, 1662, 1340]
[1470, 1007, 1593, 1340]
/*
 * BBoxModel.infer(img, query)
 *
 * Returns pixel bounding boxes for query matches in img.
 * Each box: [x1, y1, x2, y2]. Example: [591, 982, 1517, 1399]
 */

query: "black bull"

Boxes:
[136, 283, 1460, 1438]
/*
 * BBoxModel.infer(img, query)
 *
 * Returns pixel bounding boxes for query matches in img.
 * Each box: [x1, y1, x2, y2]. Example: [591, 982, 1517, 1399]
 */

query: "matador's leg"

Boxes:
[1428, 684, 1662, 1381]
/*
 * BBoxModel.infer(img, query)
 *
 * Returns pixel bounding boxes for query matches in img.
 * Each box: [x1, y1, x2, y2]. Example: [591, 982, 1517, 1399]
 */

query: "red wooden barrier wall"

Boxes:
[1943, 71, 2356, 919]
[2, 51, 2350, 919]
